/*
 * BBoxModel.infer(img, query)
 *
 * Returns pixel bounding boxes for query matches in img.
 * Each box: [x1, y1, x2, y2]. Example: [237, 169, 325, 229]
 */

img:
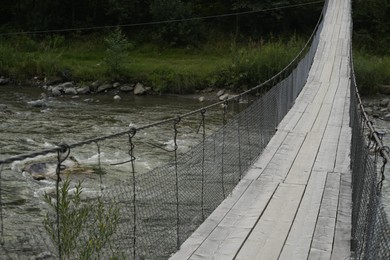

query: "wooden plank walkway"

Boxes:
[170, 0, 352, 259]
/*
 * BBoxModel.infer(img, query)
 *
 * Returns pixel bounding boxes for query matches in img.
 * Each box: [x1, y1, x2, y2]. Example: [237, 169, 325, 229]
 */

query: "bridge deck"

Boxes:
[171, 0, 352, 259]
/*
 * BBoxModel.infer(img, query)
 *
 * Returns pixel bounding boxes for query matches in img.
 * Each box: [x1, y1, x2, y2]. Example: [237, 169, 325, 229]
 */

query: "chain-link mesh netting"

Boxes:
[350, 57, 390, 259]
[0, 11, 325, 260]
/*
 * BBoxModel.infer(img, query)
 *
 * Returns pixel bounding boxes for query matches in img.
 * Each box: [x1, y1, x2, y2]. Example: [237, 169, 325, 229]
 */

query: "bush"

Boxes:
[354, 51, 390, 95]
[104, 27, 131, 78]
[149, 68, 200, 94]
[217, 38, 303, 91]
[44, 178, 121, 259]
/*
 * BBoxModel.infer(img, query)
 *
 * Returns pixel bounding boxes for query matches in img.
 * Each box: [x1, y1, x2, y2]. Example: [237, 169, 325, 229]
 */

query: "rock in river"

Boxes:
[22, 156, 97, 181]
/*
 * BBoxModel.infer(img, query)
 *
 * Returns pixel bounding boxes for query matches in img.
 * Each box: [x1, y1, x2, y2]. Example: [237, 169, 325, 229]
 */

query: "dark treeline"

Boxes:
[0, 1, 322, 43]
[1, 0, 387, 52]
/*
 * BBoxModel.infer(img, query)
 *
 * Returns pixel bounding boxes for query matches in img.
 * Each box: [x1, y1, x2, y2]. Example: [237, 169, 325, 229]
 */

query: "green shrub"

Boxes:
[149, 68, 200, 94]
[103, 27, 131, 78]
[354, 51, 390, 95]
[217, 38, 303, 91]
[44, 178, 121, 259]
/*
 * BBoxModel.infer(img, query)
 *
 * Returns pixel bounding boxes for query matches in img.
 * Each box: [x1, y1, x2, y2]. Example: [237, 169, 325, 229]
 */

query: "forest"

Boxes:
[0, 0, 388, 93]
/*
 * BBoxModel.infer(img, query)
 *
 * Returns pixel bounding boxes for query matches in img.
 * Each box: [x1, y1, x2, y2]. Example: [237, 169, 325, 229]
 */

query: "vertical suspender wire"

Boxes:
[95, 141, 104, 192]
[199, 110, 206, 221]
[221, 102, 227, 199]
[245, 95, 252, 164]
[237, 105, 242, 181]
[173, 117, 181, 249]
[127, 129, 137, 259]
[0, 163, 4, 245]
[55, 144, 70, 260]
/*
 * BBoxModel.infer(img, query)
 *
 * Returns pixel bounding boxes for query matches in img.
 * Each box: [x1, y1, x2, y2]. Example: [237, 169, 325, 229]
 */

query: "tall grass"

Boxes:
[354, 50, 390, 95]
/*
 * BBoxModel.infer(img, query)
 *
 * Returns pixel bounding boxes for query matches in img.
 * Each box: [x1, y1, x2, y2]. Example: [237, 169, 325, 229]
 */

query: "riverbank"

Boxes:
[0, 35, 307, 94]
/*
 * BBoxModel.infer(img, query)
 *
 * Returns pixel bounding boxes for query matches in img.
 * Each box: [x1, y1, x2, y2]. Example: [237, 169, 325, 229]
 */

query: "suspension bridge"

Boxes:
[0, 0, 389, 259]
[173, 0, 352, 258]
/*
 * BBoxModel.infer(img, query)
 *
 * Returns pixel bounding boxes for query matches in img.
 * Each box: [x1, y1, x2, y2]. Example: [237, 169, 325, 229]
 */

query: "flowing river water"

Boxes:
[0, 85, 244, 259]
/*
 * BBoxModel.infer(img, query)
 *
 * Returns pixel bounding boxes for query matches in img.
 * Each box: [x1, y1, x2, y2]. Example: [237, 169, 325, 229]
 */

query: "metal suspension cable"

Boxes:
[0, 1, 326, 166]
[0, 1, 324, 36]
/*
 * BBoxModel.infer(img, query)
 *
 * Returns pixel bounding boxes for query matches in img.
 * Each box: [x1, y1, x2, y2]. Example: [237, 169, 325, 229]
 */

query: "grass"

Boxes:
[353, 50, 390, 95]
[0, 34, 307, 93]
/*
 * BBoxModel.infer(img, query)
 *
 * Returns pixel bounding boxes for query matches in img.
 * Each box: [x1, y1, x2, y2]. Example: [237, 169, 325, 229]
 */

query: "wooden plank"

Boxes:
[235, 184, 305, 260]
[331, 171, 352, 260]
[279, 170, 328, 260]
[256, 132, 306, 182]
[308, 172, 341, 259]
[313, 125, 341, 173]
[284, 132, 322, 185]
[334, 128, 351, 175]
[170, 179, 254, 260]
[244, 130, 289, 180]
[188, 180, 279, 260]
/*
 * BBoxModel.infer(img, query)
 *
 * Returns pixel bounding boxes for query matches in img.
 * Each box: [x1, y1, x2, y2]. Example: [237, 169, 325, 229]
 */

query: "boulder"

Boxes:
[90, 80, 101, 91]
[216, 89, 225, 97]
[120, 85, 134, 92]
[134, 83, 146, 95]
[59, 82, 75, 89]
[219, 93, 230, 101]
[378, 85, 390, 95]
[51, 86, 63, 96]
[113, 95, 121, 100]
[113, 82, 121, 88]
[27, 99, 46, 108]
[97, 84, 113, 93]
[64, 87, 77, 95]
[76, 86, 90, 94]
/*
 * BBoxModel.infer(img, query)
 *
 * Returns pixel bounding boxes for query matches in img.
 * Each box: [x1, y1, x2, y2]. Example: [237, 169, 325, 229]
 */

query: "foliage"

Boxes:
[217, 38, 303, 90]
[352, 0, 389, 55]
[103, 27, 131, 78]
[354, 51, 390, 95]
[149, 0, 201, 46]
[43, 178, 120, 259]
[149, 68, 201, 94]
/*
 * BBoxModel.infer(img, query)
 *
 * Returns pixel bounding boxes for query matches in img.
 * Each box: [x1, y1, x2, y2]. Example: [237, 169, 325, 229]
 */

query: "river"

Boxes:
[0, 85, 243, 259]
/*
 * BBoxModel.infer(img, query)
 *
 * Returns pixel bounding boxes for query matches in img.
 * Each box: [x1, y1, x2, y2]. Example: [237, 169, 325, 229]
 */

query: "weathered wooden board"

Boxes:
[170, 179, 254, 260]
[308, 172, 341, 259]
[235, 184, 305, 260]
[188, 180, 278, 260]
[279, 170, 328, 260]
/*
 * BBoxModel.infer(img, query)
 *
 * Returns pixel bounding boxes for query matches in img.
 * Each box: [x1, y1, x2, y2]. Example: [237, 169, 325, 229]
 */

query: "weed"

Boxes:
[44, 177, 121, 259]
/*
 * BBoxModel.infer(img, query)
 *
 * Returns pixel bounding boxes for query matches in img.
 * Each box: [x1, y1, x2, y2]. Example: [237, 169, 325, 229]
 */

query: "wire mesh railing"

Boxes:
[0, 5, 329, 260]
[350, 45, 390, 259]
